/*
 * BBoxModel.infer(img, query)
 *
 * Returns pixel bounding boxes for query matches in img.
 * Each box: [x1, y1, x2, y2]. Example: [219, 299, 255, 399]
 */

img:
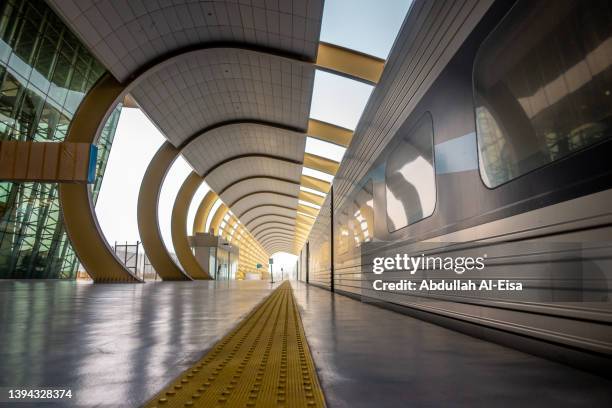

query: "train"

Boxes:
[299, 0, 612, 376]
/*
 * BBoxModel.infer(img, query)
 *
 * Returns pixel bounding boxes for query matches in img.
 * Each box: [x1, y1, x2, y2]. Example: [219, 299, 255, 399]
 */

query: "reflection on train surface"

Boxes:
[300, 0, 612, 376]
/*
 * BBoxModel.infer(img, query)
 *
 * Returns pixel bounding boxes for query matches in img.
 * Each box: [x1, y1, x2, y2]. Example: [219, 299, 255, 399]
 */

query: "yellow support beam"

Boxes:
[171, 172, 211, 280]
[317, 42, 385, 84]
[298, 190, 325, 207]
[193, 191, 218, 233]
[307, 119, 353, 147]
[303, 153, 340, 175]
[296, 204, 319, 218]
[300, 175, 331, 194]
[138, 142, 190, 281]
[210, 204, 229, 235]
[58, 74, 141, 283]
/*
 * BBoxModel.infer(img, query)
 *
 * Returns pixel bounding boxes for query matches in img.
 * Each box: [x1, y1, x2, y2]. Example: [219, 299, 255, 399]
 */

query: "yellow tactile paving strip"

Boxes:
[144, 282, 326, 408]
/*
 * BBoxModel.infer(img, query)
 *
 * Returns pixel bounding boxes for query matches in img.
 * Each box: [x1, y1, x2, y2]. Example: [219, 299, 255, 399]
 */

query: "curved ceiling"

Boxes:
[205, 157, 302, 195]
[241, 206, 297, 227]
[184, 123, 306, 175]
[221, 179, 300, 210]
[48, 1, 323, 82]
[247, 214, 296, 232]
[130, 48, 314, 147]
[253, 223, 295, 240]
[49, 0, 372, 256]
[231, 192, 298, 217]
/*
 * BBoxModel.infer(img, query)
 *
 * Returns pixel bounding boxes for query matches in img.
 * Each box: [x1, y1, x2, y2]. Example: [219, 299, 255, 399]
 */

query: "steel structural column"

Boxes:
[171, 171, 211, 279]
[58, 74, 141, 282]
[306, 241, 310, 284]
[330, 185, 335, 293]
[137, 142, 191, 280]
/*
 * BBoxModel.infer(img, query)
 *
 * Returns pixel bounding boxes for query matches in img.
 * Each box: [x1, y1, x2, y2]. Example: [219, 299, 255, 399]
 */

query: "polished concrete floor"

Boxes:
[1, 280, 611, 407]
[0, 280, 275, 407]
[292, 282, 612, 408]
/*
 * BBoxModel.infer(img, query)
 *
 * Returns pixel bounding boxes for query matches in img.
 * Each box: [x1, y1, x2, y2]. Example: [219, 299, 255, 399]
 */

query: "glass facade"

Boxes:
[0, 0, 120, 278]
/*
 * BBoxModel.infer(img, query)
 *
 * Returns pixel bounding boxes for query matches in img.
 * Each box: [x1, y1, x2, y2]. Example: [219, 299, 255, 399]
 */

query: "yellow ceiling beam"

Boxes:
[300, 175, 331, 193]
[210, 204, 229, 235]
[193, 191, 218, 234]
[171, 172, 210, 280]
[58, 74, 141, 283]
[138, 142, 190, 281]
[303, 153, 340, 175]
[296, 213, 316, 226]
[316, 42, 385, 84]
[307, 119, 353, 147]
[296, 204, 319, 217]
[298, 190, 325, 206]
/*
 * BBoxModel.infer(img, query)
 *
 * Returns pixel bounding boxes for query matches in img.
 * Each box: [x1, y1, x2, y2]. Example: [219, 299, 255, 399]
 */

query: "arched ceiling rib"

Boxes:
[252, 223, 295, 239]
[219, 176, 300, 195]
[260, 231, 295, 240]
[48, 1, 324, 82]
[261, 237, 295, 249]
[204, 157, 302, 194]
[246, 215, 296, 232]
[258, 237, 295, 251]
[231, 193, 298, 218]
[241, 206, 297, 226]
[183, 123, 306, 176]
[48, 0, 379, 258]
[130, 48, 315, 147]
[222, 179, 300, 210]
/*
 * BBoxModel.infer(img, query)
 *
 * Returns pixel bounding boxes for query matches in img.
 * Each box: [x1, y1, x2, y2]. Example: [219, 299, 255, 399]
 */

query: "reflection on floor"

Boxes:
[0, 280, 275, 407]
[1, 280, 611, 408]
[292, 282, 612, 408]
[142, 282, 326, 408]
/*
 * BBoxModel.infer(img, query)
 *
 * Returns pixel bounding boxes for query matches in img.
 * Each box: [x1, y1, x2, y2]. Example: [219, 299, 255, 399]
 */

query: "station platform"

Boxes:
[0, 280, 610, 407]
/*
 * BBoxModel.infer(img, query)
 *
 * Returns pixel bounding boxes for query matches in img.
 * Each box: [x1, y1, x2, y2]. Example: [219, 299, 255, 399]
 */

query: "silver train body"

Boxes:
[299, 0, 612, 375]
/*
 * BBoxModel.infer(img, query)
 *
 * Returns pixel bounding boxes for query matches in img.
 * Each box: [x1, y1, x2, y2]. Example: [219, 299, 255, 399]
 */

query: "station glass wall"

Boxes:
[0, 0, 119, 278]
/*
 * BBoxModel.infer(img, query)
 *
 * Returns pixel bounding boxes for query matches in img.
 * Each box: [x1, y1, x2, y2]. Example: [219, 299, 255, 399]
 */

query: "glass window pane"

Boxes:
[385, 112, 436, 232]
[474, 0, 612, 187]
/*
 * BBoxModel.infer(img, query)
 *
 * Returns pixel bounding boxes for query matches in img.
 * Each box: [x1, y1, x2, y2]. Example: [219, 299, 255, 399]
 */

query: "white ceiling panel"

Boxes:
[131, 48, 314, 147]
[205, 157, 302, 193]
[240, 205, 298, 227]
[221, 178, 300, 208]
[231, 192, 298, 217]
[183, 123, 306, 176]
[47, 0, 324, 82]
[247, 214, 296, 231]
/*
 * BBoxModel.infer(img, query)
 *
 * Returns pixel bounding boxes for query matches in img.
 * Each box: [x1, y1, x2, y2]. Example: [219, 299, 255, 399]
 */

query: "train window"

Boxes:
[385, 112, 435, 232]
[354, 180, 374, 243]
[474, 0, 612, 188]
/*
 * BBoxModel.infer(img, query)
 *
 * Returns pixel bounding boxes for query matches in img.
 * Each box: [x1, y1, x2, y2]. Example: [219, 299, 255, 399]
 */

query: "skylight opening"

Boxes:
[302, 167, 334, 183]
[320, 0, 412, 59]
[299, 200, 321, 210]
[159, 156, 192, 256]
[96, 108, 165, 246]
[309, 70, 373, 130]
[305, 137, 346, 162]
[300, 186, 326, 197]
[187, 182, 211, 235]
